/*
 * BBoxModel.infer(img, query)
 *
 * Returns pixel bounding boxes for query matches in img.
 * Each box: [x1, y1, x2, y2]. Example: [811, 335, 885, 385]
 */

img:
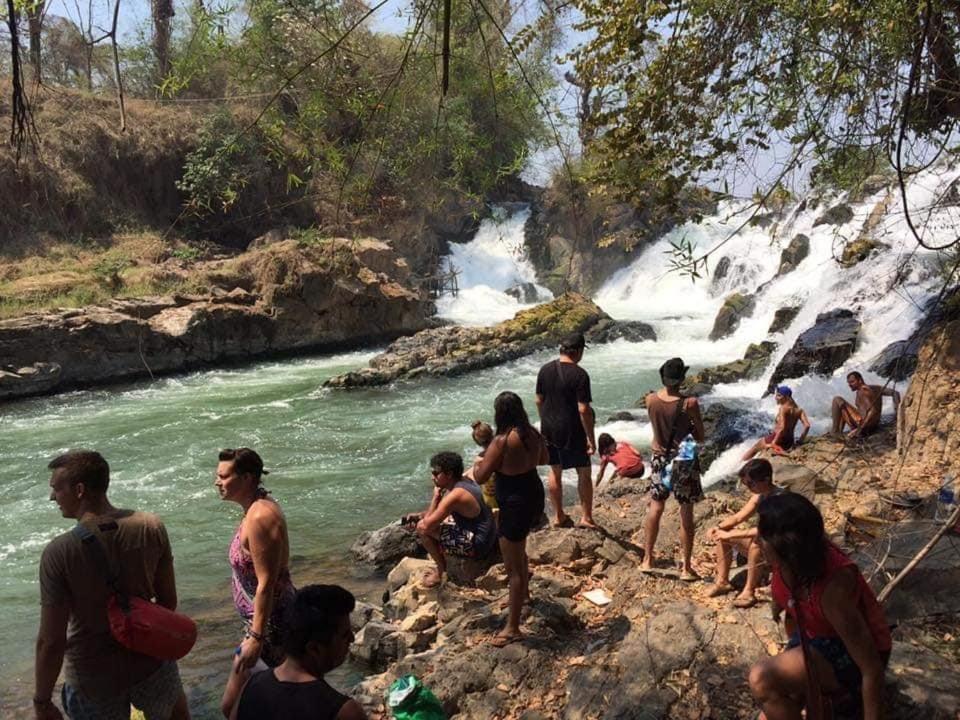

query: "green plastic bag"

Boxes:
[386, 675, 446, 720]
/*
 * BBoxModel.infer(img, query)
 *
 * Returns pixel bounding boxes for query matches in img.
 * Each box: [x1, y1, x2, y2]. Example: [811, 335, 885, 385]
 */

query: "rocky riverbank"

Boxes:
[0, 239, 432, 401]
[344, 313, 960, 719]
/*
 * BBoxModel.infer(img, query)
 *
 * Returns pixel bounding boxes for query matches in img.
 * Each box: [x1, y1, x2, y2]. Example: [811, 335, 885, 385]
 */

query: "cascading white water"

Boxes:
[594, 164, 959, 479]
[435, 205, 553, 325]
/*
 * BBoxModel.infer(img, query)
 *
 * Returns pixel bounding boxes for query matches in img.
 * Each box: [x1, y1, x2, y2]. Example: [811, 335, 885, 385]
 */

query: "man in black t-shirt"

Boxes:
[535, 332, 597, 528]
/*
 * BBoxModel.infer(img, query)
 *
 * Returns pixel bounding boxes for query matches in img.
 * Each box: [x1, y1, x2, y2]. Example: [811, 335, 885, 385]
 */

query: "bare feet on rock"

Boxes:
[552, 513, 574, 529]
[490, 630, 523, 648]
[705, 583, 735, 598]
[422, 567, 443, 588]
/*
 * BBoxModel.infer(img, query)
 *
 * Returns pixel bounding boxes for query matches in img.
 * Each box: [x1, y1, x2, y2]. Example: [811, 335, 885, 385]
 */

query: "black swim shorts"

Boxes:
[547, 443, 590, 470]
[495, 469, 546, 542]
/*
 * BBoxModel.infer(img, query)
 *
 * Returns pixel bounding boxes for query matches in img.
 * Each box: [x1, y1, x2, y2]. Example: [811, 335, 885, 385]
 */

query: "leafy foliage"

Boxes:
[569, 0, 960, 208]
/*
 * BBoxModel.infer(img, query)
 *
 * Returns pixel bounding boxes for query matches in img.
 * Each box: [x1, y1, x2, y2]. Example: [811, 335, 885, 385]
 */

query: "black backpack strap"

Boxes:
[72, 523, 123, 598]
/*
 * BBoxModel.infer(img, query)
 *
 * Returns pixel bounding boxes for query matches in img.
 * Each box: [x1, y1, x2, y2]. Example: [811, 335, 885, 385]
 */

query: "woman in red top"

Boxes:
[749, 493, 890, 720]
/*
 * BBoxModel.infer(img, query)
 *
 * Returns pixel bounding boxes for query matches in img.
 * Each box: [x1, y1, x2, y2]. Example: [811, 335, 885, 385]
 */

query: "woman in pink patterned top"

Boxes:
[216, 448, 296, 716]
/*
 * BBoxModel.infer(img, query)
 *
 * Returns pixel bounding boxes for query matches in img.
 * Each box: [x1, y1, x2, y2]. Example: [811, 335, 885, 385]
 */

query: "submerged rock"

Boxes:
[768, 305, 801, 334]
[584, 317, 657, 344]
[766, 308, 860, 392]
[813, 202, 854, 227]
[709, 292, 756, 341]
[504, 282, 541, 304]
[683, 341, 778, 393]
[325, 293, 608, 388]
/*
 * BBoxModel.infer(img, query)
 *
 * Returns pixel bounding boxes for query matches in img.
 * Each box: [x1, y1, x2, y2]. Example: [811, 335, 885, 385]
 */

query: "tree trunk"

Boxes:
[27, 0, 44, 82]
[152, 0, 175, 84]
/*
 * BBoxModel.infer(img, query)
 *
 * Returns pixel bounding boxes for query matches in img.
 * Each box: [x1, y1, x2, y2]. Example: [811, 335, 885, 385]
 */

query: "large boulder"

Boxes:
[350, 522, 425, 568]
[709, 293, 756, 341]
[777, 234, 810, 275]
[869, 339, 921, 381]
[326, 293, 607, 387]
[766, 309, 860, 393]
[698, 402, 770, 471]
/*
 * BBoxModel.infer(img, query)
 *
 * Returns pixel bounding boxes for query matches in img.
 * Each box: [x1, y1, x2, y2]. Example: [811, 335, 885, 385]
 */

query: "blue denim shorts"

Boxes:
[61, 660, 182, 720]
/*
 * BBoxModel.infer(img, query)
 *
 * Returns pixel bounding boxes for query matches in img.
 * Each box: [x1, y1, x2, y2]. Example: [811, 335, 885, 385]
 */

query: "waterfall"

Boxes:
[593, 164, 959, 478]
[436, 205, 553, 325]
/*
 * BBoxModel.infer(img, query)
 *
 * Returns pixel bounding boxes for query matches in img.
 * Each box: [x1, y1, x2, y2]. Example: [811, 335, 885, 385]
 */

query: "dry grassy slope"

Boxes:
[0, 84, 204, 246]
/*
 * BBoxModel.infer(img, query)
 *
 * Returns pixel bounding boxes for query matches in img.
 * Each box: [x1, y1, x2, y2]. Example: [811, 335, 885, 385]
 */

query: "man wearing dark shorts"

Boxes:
[642, 358, 705, 580]
[535, 332, 597, 528]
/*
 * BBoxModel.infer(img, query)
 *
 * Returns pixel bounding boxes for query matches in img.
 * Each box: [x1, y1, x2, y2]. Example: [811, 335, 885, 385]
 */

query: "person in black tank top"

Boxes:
[231, 585, 367, 720]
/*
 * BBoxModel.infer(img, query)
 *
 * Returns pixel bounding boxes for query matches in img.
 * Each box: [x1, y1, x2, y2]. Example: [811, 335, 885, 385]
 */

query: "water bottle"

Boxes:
[935, 474, 956, 523]
[660, 461, 673, 490]
[678, 434, 698, 461]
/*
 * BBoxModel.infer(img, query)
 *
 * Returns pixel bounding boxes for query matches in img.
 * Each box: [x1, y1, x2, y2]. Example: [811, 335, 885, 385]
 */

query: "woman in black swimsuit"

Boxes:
[475, 391, 548, 647]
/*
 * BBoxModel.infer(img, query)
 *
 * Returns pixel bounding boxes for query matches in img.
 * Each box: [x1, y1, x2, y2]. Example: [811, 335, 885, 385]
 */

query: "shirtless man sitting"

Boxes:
[742, 385, 810, 460]
[831, 371, 901, 440]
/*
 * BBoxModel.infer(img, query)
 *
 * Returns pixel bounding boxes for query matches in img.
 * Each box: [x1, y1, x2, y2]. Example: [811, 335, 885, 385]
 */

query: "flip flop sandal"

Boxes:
[490, 633, 523, 648]
[732, 595, 758, 609]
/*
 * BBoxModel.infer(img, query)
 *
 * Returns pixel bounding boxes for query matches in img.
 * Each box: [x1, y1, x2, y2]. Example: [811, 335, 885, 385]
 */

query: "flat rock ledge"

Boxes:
[325, 293, 654, 388]
[0, 239, 432, 401]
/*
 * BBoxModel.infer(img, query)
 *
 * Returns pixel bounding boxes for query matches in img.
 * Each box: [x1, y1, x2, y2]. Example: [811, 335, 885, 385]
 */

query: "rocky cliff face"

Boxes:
[0, 239, 432, 400]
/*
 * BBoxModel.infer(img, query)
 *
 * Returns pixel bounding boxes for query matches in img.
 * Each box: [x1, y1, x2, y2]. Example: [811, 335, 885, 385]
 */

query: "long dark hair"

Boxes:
[757, 492, 827, 589]
[494, 391, 535, 447]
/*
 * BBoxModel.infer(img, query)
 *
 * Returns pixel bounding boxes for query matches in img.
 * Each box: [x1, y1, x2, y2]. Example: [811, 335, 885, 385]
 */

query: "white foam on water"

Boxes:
[436, 205, 553, 325]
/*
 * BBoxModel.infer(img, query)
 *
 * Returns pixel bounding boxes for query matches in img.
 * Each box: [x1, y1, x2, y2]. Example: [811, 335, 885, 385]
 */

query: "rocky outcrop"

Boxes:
[0, 239, 432, 400]
[709, 293, 756, 341]
[682, 341, 777, 394]
[524, 183, 718, 296]
[325, 293, 623, 388]
[841, 192, 891, 266]
[768, 305, 800, 334]
[777, 233, 810, 275]
[766, 308, 860, 393]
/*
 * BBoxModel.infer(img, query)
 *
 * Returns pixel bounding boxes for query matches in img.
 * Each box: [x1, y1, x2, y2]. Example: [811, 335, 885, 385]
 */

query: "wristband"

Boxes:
[32, 696, 53, 707]
[246, 629, 265, 642]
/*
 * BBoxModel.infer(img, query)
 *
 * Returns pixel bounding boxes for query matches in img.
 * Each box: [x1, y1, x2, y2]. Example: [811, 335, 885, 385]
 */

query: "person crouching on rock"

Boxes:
[595, 432, 645, 487]
[474, 391, 549, 647]
[464, 420, 498, 516]
[743, 385, 811, 460]
[749, 493, 890, 720]
[412, 451, 496, 589]
[830, 371, 900, 441]
[230, 584, 368, 720]
[705, 458, 783, 608]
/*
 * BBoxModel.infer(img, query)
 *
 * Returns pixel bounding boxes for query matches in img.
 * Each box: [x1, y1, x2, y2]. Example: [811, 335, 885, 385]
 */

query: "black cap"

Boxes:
[560, 332, 587, 353]
[659, 357, 689, 385]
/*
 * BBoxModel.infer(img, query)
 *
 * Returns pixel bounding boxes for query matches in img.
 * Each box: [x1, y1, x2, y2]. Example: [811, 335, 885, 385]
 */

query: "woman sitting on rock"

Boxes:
[743, 385, 810, 460]
[475, 391, 548, 647]
[749, 493, 889, 720]
[412, 451, 496, 588]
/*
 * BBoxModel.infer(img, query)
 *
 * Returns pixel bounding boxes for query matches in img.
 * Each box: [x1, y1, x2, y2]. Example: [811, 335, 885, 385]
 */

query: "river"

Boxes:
[1, 167, 953, 717]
